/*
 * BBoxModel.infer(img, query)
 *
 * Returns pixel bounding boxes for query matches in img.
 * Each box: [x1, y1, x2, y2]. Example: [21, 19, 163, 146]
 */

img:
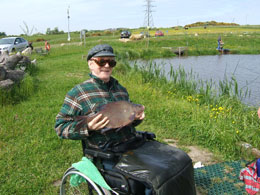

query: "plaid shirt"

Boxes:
[55, 73, 138, 148]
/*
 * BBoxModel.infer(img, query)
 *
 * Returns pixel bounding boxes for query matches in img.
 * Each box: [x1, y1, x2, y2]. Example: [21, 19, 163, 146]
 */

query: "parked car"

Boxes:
[120, 31, 131, 39]
[0, 37, 29, 53]
[155, 31, 164, 37]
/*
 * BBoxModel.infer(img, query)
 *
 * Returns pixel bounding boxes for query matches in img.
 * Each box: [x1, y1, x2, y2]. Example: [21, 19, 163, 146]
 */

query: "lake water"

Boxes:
[132, 54, 260, 106]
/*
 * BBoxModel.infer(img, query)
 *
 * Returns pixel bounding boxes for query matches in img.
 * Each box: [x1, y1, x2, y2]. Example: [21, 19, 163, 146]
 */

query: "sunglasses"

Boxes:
[91, 58, 117, 67]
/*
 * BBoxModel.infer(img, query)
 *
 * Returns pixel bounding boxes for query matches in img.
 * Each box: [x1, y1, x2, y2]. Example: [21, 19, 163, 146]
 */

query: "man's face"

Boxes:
[88, 56, 116, 83]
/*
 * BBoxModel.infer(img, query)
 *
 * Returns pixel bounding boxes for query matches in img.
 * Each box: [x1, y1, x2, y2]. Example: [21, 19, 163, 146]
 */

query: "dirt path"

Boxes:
[164, 139, 218, 166]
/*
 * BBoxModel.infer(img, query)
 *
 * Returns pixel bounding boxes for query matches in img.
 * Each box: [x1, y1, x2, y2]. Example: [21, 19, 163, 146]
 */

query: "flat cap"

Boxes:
[87, 44, 116, 61]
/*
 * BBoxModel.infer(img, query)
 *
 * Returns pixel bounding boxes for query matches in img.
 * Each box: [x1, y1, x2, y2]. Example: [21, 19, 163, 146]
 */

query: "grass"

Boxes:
[21, 25, 260, 58]
[126, 64, 259, 159]
[1, 26, 260, 194]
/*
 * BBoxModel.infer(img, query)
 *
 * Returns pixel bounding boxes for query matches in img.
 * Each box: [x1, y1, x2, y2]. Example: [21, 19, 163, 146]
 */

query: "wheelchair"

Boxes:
[60, 131, 196, 195]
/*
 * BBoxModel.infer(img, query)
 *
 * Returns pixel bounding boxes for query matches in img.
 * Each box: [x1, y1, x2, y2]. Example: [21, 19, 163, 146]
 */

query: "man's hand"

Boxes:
[88, 114, 109, 131]
[258, 107, 260, 119]
[135, 106, 145, 120]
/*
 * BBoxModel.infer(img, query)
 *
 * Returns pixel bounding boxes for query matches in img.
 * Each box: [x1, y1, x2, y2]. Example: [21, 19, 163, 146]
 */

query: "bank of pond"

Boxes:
[130, 54, 260, 107]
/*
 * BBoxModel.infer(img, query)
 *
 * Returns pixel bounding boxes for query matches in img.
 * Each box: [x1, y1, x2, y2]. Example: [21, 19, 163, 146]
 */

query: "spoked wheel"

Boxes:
[60, 167, 111, 195]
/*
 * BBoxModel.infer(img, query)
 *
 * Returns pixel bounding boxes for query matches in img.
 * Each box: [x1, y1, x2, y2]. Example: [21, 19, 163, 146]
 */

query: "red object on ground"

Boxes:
[45, 41, 50, 51]
[155, 30, 164, 37]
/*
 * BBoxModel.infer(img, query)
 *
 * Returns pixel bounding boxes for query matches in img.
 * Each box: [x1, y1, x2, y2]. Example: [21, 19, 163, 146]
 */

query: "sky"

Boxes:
[1, 0, 260, 35]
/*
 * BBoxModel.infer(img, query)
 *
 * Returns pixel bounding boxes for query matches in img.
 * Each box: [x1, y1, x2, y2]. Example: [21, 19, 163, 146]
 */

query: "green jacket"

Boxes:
[55, 74, 139, 148]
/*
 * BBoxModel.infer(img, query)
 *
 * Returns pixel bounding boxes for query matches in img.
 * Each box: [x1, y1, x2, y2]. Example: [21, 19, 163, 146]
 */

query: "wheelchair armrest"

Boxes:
[136, 131, 156, 140]
[84, 148, 115, 159]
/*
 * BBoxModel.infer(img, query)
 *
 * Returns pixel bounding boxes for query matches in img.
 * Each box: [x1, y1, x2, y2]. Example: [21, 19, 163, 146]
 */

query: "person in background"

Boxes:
[45, 41, 50, 52]
[28, 42, 33, 50]
[217, 36, 224, 51]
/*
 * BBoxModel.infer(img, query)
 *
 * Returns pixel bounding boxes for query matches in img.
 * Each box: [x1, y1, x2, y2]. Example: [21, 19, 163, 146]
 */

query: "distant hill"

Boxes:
[184, 21, 239, 28]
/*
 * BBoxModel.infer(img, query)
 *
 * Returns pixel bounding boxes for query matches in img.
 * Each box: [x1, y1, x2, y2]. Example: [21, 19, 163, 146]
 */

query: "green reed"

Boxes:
[139, 62, 250, 105]
[125, 61, 259, 160]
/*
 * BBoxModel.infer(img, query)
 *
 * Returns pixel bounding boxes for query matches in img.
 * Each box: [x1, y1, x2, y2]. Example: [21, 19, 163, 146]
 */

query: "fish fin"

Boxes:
[74, 112, 97, 130]
[99, 104, 107, 110]
[75, 118, 86, 130]
[115, 126, 124, 133]
[86, 112, 99, 123]
[129, 113, 136, 121]
[100, 127, 113, 134]
[74, 115, 85, 121]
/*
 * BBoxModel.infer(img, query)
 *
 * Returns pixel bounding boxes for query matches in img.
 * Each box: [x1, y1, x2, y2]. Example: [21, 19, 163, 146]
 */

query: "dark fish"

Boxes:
[76, 101, 144, 133]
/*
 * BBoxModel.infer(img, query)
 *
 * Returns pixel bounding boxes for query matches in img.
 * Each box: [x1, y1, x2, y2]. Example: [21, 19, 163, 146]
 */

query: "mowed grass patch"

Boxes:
[0, 47, 89, 194]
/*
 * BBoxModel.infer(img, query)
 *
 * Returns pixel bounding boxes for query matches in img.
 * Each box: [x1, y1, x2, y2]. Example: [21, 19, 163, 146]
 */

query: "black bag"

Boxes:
[114, 140, 196, 195]
[103, 169, 146, 194]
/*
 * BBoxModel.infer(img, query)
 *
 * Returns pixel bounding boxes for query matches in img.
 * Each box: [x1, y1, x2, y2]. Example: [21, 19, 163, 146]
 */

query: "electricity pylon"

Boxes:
[143, 0, 154, 29]
[143, 0, 154, 48]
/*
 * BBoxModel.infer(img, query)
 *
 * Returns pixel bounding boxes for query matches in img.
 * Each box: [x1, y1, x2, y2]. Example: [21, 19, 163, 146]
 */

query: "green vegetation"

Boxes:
[0, 32, 7, 37]
[184, 21, 239, 28]
[1, 26, 260, 194]
[46, 27, 64, 35]
[18, 24, 260, 57]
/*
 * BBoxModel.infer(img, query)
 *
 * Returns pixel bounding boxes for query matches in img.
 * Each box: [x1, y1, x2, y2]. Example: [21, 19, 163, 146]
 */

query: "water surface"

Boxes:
[133, 54, 260, 106]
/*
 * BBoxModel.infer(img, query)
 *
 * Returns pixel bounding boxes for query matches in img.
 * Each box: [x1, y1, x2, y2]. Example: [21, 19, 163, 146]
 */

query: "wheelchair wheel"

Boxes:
[60, 167, 111, 195]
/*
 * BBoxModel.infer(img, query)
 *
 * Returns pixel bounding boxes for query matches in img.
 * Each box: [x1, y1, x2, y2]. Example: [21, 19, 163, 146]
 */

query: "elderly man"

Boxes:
[55, 44, 195, 195]
[55, 44, 144, 145]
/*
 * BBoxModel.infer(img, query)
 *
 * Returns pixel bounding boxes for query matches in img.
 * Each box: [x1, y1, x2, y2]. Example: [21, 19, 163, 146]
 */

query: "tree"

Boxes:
[0, 32, 6, 37]
[45, 27, 64, 35]
[46, 28, 51, 35]
[53, 27, 59, 34]
[20, 21, 35, 36]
